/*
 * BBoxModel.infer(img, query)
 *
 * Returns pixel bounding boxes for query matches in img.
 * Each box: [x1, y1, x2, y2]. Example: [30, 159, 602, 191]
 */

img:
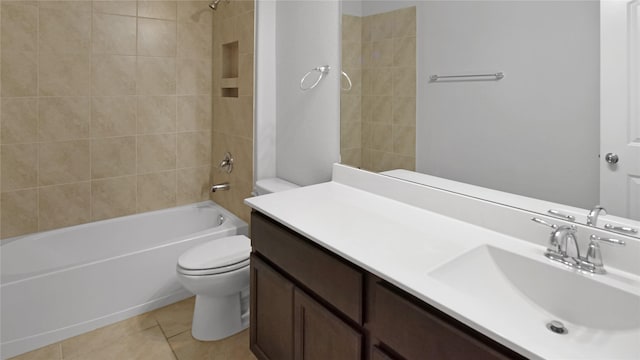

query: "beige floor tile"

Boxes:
[65, 326, 175, 360]
[61, 313, 158, 359]
[8, 343, 61, 360]
[153, 296, 196, 338]
[168, 329, 256, 360]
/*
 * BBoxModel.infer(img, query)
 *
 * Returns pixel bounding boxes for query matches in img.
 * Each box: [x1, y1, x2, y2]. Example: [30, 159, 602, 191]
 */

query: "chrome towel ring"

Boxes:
[300, 65, 331, 91]
[341, 71, 352, 91]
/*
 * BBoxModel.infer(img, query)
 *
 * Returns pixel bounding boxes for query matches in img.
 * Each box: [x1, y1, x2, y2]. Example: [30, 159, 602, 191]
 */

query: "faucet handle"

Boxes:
[531, 217, 558, 229]
[583, 235, 625, 274]
[589, 234, 625, 246]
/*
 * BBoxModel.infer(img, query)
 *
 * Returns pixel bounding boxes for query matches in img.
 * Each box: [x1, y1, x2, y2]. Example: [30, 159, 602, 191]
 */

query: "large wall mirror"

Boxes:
[339, 0, 639, 235]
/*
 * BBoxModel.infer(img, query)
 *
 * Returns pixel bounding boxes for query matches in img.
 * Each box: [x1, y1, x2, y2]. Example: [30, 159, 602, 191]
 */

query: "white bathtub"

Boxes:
[0, 201, 248, 359]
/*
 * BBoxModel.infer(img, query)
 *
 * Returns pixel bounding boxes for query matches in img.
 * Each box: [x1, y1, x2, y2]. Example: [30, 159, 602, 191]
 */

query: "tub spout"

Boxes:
[210, 183, 230, 192]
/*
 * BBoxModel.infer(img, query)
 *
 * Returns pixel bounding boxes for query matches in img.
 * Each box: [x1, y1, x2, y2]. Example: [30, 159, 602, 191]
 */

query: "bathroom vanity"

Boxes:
[245, 165, 640, 360]
[249, 211, 524, 359]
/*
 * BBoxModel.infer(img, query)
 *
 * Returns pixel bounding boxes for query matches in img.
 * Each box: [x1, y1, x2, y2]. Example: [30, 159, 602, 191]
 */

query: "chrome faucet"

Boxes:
[210, 182, 230, 192]
[531, 217, 625, 274]
[532, 218, 579, 265]
[587, 205, 607, 226]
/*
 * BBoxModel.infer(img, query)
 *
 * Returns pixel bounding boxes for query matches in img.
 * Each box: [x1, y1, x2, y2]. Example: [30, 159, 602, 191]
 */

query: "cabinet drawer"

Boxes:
[373, 281, 525, 360]
[251, 212, 363, 324]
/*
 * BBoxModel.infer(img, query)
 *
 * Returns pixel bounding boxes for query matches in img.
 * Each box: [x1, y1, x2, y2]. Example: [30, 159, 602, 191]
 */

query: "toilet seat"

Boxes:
[177, 258, 250, 276]
[177, 235, 250, 276]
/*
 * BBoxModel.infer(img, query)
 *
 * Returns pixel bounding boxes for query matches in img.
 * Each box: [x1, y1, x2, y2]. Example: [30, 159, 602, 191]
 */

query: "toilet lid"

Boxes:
[177, 235, 250, 271]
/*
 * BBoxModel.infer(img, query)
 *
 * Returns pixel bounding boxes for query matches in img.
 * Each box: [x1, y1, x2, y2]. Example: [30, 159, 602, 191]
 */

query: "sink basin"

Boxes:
[429, 245, 640, 331]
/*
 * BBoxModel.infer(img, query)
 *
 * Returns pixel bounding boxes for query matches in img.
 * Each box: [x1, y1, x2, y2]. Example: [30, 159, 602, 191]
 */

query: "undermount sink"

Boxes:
[429, 245, 640, 331]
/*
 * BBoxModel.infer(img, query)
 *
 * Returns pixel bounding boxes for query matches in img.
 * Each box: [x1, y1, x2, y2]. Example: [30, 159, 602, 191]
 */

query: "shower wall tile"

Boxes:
[91, 97, 137, 138]
[1, 98, 38, 144]
[210, 1, 254, 224]
[137, 171, 177, 212]
[176, 57, 211, 95]
[38, 140, 90, 186]
[177, 21, 212, 59]
[238, 53, 253, 96]
[1, 189, 38, 239]
[39, 52, 91, 96]
[237, 10, 253, 54]
[91, 176, 137, 221]
[137, 134, 177, 173]
[38, 182, 91, 231]
[355, 8, 416, 173]
[136, 56, 176, 95]
[38, 97, 91, 141]
[393, 6, 416, 38]
[1, 2, 38, 52]
[91, 136, 136, 179]
[38, 1, 92, 13]
[0, 193, 38, 237]
[92, 55, 137, 95]
[93, 1, 137, 17]
[92, 13, 137, 55]
[137, 18, 177, 57]
[392, 96, 415, 126]
[236, 95, 253, 139]
[393, 125, 416, 157]
[137, 96, 176, 134]
[177, 95, 211, 131]
[177, 131, 210, 168]
[1, 143, 38, 191]
[38, 7, 91, 54]
[1, 0, 215, 239]
[177, 165, 210, 205]
[1, 50, 37, 96]
[393, 36, 416, 67]
[138, 1, 176, 20]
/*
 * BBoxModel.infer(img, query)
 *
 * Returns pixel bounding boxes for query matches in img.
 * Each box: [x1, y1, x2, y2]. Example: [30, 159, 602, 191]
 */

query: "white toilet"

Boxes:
[176, 235, 251, 341]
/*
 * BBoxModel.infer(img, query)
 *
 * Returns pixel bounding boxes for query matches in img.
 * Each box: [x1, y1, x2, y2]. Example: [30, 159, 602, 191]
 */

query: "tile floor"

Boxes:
[9, 297, 257, 360]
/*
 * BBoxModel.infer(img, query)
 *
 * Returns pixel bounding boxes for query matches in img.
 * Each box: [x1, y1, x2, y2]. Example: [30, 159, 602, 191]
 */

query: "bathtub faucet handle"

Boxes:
[219, 152, 233, 174]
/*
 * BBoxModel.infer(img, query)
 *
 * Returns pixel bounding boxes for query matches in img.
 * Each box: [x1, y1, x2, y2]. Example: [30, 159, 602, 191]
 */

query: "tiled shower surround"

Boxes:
[341, 7, 416, 172]
[0, 0, 255, 238]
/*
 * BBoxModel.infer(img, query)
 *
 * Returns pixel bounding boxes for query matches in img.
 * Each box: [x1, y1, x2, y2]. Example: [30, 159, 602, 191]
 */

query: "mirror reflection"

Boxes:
[340, 0, 639, 225]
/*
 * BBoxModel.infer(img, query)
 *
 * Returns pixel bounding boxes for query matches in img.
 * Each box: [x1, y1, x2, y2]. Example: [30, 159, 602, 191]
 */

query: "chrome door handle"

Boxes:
[605, 153, 619, 164]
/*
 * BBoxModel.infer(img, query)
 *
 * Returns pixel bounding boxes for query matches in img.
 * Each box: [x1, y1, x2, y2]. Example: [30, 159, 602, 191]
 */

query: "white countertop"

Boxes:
[246, 166, 640, 360]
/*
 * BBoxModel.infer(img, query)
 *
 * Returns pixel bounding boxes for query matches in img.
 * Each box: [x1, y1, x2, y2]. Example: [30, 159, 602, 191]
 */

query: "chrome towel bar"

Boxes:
[430, 72, 505, 81]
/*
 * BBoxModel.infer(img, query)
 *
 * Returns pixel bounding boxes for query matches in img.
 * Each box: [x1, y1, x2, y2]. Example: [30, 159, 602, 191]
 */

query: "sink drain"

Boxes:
[546, 320, 568, 335]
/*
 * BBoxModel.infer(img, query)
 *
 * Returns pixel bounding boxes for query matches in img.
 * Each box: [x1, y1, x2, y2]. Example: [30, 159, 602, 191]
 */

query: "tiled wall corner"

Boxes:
[341, 7, 416, 173]
[0, 0, 214, 239]
[209, 0, 254, 224]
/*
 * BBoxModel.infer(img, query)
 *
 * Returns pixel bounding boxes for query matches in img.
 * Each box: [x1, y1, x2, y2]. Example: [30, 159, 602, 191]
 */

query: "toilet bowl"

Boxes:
[176, 235, 251, 341]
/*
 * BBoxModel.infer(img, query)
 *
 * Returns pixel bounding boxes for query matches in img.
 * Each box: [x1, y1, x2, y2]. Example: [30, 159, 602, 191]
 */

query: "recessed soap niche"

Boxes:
[221, 41, 239, 98]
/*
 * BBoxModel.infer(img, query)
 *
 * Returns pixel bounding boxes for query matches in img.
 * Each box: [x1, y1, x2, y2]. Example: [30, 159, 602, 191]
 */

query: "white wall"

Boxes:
[415, 1, 600, 208]
[274, 0, 341, 186]
[254, 0, 277, 184]
[255, 0, 341, 188]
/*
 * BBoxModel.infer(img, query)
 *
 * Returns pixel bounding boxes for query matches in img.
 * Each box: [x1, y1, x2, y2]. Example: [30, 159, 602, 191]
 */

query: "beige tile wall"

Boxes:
[341, 7, 416, 172]
[209, 0, 254, 224]
[340, 14, 362, 169]
[0, 1, 215, 239]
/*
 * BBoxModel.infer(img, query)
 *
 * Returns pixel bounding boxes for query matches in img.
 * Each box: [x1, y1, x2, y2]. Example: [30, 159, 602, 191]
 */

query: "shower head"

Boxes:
[209, 0, 225, 10]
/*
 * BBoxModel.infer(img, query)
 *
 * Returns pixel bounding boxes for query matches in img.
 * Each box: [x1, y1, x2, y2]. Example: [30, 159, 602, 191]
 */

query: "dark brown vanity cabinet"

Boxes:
[250, 211, 526, 360]
[250, 212, 364, 360]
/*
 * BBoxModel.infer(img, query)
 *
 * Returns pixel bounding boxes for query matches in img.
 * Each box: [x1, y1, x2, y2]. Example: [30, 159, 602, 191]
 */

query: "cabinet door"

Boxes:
[293, 289, 362, 360]
[250, 255, 294, 360]
[371, 346, 397, 360]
